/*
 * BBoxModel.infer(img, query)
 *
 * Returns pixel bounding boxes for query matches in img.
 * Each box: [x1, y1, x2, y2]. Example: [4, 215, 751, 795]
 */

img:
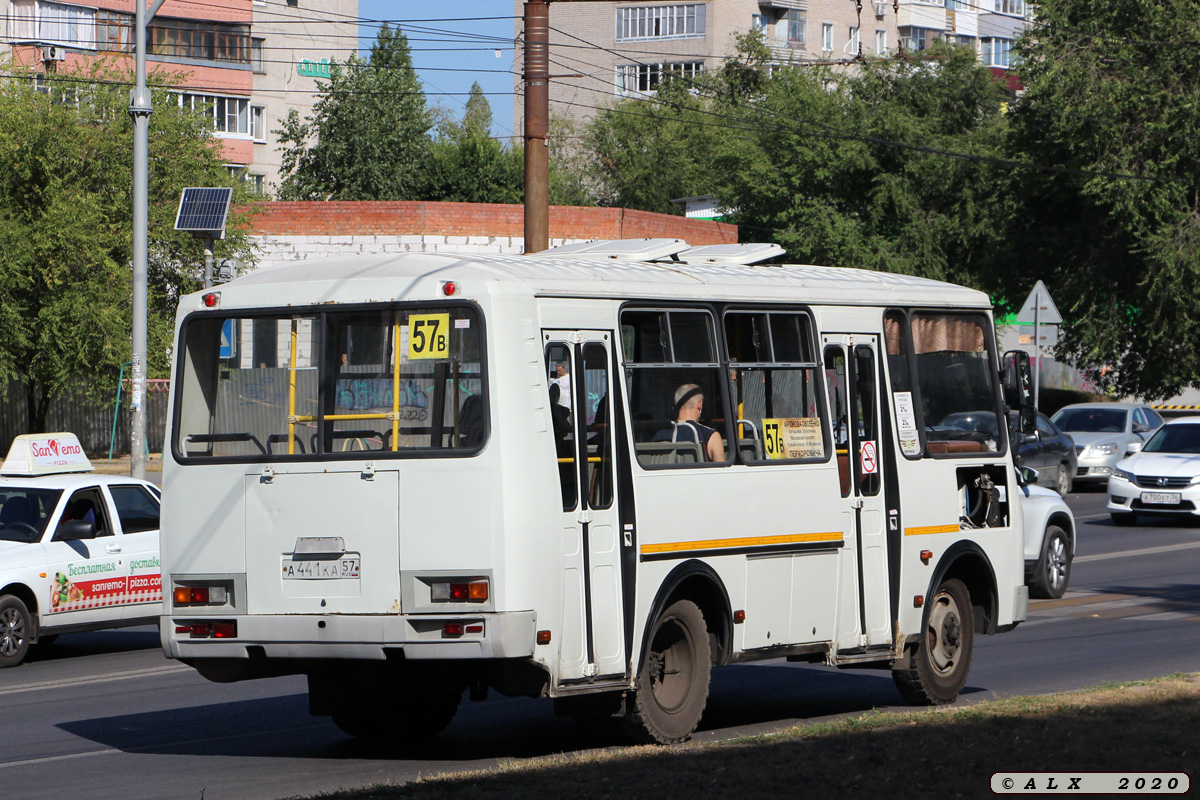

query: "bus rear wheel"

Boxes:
[331, 675, 463, 743]
[623, 599, 710, 744]
[892, 578, 973, 705]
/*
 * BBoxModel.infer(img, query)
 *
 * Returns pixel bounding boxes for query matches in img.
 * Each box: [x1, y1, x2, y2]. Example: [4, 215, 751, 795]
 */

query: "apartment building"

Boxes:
[1, 0, 357, 194]
[513, 0, 1029, 132]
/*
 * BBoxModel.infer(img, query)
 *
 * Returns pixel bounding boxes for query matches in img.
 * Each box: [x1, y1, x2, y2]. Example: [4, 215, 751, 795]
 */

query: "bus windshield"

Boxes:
[173, 305, 485, 460]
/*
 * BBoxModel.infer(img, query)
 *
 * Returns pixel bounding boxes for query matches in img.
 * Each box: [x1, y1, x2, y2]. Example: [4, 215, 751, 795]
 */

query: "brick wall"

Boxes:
[246, 201, 738, 268]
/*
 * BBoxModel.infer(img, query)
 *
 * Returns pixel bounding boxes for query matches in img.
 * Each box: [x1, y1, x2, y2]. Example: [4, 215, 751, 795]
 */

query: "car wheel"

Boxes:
[1031, 525, 1071, 599]
[0, 595, 33, 668]
[892, 578, 974, 705]
[1111, 512, 1138, 527]
[1055, 464, 1072, 496]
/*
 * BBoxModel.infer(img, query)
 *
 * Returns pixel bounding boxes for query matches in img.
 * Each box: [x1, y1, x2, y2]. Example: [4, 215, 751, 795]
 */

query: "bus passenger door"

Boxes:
[824, 336, 891, 649]
[545, 331, 626, 682]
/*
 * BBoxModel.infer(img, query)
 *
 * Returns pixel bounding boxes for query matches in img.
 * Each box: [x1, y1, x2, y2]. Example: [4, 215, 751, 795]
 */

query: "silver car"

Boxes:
[1050, 402, 1165, 485]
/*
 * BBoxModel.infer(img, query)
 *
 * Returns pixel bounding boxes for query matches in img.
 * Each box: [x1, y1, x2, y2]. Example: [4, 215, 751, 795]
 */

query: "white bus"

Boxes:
[161, 239, 1031, 744]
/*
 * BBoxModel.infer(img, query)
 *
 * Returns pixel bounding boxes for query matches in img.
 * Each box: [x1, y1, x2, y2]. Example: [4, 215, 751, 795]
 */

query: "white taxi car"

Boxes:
[0, 433, 161, 667]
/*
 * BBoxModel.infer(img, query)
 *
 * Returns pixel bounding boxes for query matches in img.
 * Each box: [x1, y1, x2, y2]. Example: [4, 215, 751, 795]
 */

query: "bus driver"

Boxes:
[653, 383, 724, 462]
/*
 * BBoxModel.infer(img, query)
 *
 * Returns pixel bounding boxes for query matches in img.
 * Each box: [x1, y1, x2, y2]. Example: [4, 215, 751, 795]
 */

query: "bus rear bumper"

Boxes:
[161, 610, 538, 663]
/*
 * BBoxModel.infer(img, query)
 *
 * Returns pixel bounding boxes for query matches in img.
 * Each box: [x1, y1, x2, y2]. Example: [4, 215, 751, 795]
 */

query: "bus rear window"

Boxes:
[174, 306, 485, 460]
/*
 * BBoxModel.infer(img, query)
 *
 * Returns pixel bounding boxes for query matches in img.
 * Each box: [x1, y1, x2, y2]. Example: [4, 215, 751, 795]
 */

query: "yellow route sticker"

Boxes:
[763, 417, 824, 460]
[407, 313, 450, 360]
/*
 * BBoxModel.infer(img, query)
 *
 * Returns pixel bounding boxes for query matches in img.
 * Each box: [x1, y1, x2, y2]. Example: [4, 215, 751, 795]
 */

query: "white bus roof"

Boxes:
[193, 251, 992, 311]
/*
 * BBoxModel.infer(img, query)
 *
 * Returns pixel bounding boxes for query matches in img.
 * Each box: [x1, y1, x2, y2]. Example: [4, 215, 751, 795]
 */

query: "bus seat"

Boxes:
[635, 441, 703, 464]
[737, 438, 761, 462]
[267, 433, 306, 454]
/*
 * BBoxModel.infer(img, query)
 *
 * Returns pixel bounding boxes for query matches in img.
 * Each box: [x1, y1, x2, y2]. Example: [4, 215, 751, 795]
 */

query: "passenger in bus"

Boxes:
[553, 362, 572, 418]
[652, 384, 724, 462]
[549, 384, 572, 444]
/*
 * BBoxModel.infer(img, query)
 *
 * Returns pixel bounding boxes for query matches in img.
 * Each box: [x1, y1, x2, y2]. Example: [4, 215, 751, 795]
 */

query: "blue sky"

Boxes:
[356, 1, 518, 139]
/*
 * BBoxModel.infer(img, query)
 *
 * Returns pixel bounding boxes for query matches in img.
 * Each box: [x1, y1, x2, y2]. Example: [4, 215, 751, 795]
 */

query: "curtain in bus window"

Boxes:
[907, 313, 999, 454]
[622, 308, 729, 467]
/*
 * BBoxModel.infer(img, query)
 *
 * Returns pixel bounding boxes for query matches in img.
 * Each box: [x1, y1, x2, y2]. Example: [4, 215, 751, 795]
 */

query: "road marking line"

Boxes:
[0, 664, 191, 696]
[1075, 540, 1200, 563]
[0, 748, 120, 769]
[1031, 593, 1136, 610]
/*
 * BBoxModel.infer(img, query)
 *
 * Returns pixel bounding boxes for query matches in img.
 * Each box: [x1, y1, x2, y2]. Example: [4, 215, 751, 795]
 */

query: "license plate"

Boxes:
[282, 557, 360, 579]
[1140, 492, 1181, 505]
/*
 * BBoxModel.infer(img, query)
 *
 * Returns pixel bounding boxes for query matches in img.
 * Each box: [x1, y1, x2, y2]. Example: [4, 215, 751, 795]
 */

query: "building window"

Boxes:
[616, 61, 703, 95]
[150, 18, 250, 64]
[821, 23, 833, 52]
[901, 26, 940, 51]
[994, 0, 1022, 14]
[95, 9, 132, 52]
[180, 93, 253, 137]
[848, 26, 860, 54]
[10, 0, 96, 47]
[616, 5, 706, 41]
[981, 37, 1011, 66]
[751, 13, 767, 32]
[875, 29, 887, 55]
[787, 9, 805, 44]
[250, 37, 265, 73]
[251, 105, 266, 141]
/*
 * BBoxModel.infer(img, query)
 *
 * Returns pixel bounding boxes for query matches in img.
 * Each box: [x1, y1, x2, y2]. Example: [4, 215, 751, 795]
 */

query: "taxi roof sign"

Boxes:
[1, 433, 93, 476]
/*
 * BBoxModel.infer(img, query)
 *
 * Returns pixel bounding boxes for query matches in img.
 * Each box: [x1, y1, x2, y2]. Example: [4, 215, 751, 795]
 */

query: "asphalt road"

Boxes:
[2, 488, 1198, 800]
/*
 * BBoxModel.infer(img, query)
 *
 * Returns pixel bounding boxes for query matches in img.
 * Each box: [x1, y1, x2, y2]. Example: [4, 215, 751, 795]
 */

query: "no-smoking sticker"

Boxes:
[860, 441, 878, 475]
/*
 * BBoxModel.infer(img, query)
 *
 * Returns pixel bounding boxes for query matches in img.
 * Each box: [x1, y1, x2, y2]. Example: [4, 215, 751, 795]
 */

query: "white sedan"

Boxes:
[1107, 417, 1200, 526]
[0, 433, 161, 667]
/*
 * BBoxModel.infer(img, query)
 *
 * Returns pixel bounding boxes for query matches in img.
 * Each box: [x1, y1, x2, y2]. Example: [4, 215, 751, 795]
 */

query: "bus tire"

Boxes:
[624, 599, 710, 744]
[1031, 525, 1071, 599]
[331, 679, 463, 743]
[892, 578, 973, 705]
[0, 595, 33, 668]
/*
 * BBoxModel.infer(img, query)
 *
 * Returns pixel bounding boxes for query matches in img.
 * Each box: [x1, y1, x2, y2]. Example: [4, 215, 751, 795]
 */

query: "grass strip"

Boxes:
[301, 673, 1199, 800]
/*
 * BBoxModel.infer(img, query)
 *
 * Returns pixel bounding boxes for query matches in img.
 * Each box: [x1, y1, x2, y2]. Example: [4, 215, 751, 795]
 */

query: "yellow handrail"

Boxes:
[392, 311, 401, 451]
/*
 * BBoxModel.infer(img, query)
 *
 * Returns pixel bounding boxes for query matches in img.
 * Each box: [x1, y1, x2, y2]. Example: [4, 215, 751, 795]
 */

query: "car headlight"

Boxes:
[1088, 443, 1119, 456]
[1112, 467, 1136, 483]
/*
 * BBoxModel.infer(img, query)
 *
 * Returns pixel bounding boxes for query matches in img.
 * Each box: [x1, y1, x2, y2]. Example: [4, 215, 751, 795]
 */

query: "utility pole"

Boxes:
[523, 0, 550, 254]
[129, 0, 166, 478]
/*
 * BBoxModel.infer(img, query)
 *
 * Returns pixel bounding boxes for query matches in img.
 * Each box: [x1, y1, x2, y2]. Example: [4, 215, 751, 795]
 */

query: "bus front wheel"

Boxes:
[624, 599, 710, 744]
[892, 578, 974, 705]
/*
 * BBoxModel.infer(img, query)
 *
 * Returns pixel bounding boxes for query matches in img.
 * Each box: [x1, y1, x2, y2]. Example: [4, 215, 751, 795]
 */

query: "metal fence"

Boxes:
[0, 379, 170, 457]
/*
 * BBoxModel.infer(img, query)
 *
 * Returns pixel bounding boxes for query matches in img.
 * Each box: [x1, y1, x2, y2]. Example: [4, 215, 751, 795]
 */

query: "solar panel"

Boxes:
[175, 187, 233, 234]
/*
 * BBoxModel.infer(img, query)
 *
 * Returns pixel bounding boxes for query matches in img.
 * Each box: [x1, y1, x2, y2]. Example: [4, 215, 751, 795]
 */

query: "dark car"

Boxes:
[939, 411, 1077, 495]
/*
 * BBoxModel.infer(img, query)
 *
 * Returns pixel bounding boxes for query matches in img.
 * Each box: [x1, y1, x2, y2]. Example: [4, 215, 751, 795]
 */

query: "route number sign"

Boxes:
[407, 314, 450, 360]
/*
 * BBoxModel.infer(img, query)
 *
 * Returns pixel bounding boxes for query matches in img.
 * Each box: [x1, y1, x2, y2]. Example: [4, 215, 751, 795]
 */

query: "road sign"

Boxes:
[1015, 280, 1062, 325]
[220, 319, 236, 359]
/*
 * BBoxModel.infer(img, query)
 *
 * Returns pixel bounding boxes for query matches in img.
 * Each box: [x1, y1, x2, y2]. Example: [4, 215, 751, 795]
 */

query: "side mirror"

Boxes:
[1017, 466, 1039, 487]
[1001, 350, 1033, 410]
[56, 520, 96, 541]
[1132, 422, 1150, 434]
[1126, 442, 1143, 454]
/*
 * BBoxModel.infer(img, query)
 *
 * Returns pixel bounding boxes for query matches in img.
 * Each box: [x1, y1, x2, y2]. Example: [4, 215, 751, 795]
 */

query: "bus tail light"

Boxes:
[442, 622, 484, 638]
[176, 621, 237, 638]
[173, 584, 229, 607]
[431, 579, 488, 602]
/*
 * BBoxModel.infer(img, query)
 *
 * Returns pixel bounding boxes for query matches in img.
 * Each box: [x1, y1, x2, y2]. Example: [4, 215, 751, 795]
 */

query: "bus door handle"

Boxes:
[576, 509, 593, 525]
[852, 498, 864, 510]
[106, 543, 123, 554]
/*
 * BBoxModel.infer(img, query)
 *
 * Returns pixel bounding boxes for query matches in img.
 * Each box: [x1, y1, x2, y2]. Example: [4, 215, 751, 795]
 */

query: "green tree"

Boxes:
[1002, 0, 1200, 399]
[0, 61, 253, 433]
[424, 83, 523, 203]
[276, 24, 432, 200]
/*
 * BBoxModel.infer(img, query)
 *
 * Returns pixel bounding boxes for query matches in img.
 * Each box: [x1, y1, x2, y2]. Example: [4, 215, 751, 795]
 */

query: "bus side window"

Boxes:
[546, 343, 577, 511]
[824, 346, 851, 497]
[622, 309, 730, 468]
[725, 310, 826, 465]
